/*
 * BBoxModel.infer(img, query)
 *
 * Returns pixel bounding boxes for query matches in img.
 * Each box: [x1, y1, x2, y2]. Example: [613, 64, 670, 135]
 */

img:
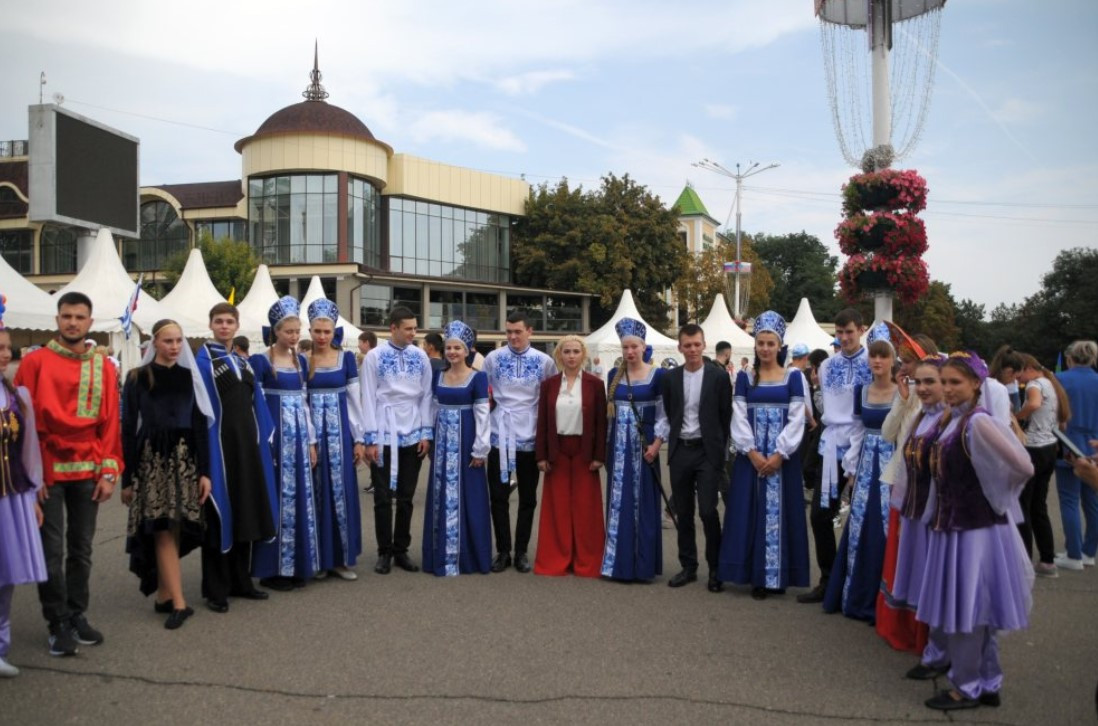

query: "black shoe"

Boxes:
[514, 553, 532, 573]
[154, 599, 174, 614]
[234, 589, 269, 601]
[668, 569, 698, 588]
[490, 553, 512, 573]
[47, 622, 79, 657]
[394, 553, 420, 573]
[374, 555, 392, 574]
[70, 614, 104, 646]
[164, 607, 194, 630]
[905, 662, 950, 681]
[206, 599, 229, 614]
[707, 574, 723, 593]
[796, 584, 826, 604]
[924, 689, 979, 711]
[258, 577, 295, 592]
[978, 692, 1001, 707]
[751, 586, 768, 600]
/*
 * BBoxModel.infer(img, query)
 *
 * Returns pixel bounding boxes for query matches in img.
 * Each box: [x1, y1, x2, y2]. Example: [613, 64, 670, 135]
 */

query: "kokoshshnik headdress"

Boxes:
[307, 298, 344, 347]
[443, 320, 477, 368]
[263, 296, 300, 347]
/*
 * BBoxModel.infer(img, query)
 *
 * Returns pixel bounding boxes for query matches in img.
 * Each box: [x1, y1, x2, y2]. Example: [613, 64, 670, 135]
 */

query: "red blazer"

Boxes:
[535, 371, 608, 465]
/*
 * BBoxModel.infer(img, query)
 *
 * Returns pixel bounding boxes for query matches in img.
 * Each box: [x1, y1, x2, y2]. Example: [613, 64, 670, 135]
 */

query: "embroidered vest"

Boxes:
[900, 412, 938, 520]
[930, 407, 1006, 532]
[0, 400, 31, 497]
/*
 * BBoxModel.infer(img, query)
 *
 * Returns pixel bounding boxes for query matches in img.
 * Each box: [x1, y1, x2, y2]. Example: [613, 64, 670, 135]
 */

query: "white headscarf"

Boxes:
[139, 321, 215, 427]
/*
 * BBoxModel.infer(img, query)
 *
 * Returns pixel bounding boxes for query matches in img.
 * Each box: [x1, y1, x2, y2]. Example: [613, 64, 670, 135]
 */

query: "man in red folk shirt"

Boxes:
[14, 291, 122, 657]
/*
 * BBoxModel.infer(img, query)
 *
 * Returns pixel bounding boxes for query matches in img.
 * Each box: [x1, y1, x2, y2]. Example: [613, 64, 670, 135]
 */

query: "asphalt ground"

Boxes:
[3, 458, 1096, 725]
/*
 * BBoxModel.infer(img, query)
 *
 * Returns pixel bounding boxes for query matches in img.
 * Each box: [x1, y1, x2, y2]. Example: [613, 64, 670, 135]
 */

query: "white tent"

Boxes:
[0, 253, 58, 331]
[699, 294, 756, 359]
[785, 297, 835, 353]
[585, 289, 680, 380]
[236, 264, 280, 344]
[158, 248, 226, 336]
[300, 275, 362, 350]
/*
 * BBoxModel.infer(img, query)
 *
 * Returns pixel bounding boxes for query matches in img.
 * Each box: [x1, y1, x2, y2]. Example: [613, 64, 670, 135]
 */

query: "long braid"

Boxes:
[607, 364, 626, 419]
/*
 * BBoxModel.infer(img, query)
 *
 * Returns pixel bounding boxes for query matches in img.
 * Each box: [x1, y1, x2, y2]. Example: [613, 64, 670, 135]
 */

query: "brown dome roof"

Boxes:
[234, 101, 377, 153]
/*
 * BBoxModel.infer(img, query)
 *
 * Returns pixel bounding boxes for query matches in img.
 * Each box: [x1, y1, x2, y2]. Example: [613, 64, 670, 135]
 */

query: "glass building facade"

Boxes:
[125, 200, 189, 271]
[39, 223, 77, 274]
[349, 177, 381, 267]
[194, 218, 247, 243]
[387, 198, 510, 283]
[0, 229, 32, 274]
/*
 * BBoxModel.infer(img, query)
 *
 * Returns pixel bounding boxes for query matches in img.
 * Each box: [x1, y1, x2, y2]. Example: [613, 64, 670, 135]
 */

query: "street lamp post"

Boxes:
[692, 159, 780, 319]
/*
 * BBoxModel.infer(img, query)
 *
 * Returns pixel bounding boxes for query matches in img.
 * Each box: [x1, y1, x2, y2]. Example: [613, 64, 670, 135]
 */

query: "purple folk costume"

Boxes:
[0, 384, 47, 665]
[915, 354, 1034, 704]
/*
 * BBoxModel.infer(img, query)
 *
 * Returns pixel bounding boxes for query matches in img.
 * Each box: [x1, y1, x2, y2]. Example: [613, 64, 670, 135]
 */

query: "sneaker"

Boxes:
[330, 567, 358, 581]
[1034, 562, 1059, 578]
[1056, 551, 1096, 567]
[0, 656, 19, 677]
[70, 614, 104, 645]
[48, 622, 79, 657]
[1054, 555, 1085, 572]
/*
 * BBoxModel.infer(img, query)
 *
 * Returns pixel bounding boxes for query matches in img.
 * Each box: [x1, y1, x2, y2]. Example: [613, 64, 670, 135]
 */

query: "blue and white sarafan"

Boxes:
[307, 298, 340, 324]
[866, 321, 892, 348]
[753, 310, 787, 343]
[615, 317, 647, 342]
[268, 295, 301, 329]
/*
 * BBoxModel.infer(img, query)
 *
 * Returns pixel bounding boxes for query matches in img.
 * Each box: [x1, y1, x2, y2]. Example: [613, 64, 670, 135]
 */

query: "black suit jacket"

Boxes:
[661, 363, 732, 470]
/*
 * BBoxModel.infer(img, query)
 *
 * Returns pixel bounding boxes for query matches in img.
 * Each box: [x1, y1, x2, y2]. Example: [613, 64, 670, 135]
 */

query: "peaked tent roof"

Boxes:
[56, 228, 179, 335]
[300, 275, 362, 349]
[585, 289, 678, 348]
[699, 294, 756, 356]
[159, 248, 227, 336]
[784, 297, 835, 352]
[673, 185, 712, 218]
[0, 252, 60, 331]
[236, 264, 280, 342]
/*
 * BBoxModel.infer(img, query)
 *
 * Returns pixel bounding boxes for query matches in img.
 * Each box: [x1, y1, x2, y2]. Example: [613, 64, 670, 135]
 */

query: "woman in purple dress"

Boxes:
[917, 351, 1034, 712]
[0, 309, 47, 677]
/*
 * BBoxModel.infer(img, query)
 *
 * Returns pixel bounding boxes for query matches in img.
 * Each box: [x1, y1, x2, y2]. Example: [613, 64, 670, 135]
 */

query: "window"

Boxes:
[359, 284, 423, 327]
[347, 177, 381, 267]
[385, 197, 511, 283]
[39, 223, 78, 274]
[0, 229, 32, 273]
[546, 296, 583, 332]
[507, 294, 544, 329]
[124, 200, 189, 271]
[194, 219, 247, 243]
[0, 186, 26, 219]
[248, 174, 340, 265]
[428, 289, 463, 329]
[465, 292, 499, 331]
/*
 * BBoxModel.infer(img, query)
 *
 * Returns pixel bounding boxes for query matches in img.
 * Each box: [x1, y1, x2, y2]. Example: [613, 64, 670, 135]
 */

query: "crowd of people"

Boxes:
[1, 290, 1096, 714]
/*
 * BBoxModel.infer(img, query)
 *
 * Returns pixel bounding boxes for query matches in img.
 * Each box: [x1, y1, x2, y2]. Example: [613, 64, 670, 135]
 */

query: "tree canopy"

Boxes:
[512, 174, 685, 329]
[674, 232, 772, 323]
[751, 231, 840, 322]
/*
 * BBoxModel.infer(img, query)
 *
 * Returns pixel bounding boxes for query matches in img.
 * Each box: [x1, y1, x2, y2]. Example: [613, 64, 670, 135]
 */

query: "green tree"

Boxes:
[954, 298, 988, 352]
[895, 280, 961, 351]
[1004, 247, 1098, 365]
[674, 233, 772, 322]
[512, 174, 685, 328]
[163, 232, 261, 301]
[752, 231, 839, 322]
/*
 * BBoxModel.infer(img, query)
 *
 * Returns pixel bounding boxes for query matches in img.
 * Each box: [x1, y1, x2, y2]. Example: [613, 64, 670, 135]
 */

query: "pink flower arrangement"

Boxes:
[842, 169, 928, 215]
[836, 212, 927, 257]
[839, 253, 929, 305]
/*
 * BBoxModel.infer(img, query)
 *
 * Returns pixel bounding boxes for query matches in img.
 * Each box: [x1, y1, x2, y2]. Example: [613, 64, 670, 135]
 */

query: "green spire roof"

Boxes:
[673, 185, 710, 217]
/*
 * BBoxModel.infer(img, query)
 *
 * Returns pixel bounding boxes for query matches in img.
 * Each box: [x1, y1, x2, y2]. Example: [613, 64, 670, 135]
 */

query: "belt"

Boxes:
[680, 438, 704, 448]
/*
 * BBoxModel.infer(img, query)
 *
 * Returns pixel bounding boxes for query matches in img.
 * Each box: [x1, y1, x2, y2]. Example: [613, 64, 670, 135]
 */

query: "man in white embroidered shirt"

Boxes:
[360, 306, 433, 575]
[483, 311, 558, 573]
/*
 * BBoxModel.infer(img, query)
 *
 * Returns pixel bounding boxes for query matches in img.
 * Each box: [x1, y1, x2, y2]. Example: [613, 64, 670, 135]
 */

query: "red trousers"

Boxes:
[534, 436, 606, 577]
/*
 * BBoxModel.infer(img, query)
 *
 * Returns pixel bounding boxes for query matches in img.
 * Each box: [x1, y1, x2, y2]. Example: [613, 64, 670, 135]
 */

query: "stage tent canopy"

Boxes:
[584, 289, 681, 379]
[300, 275, 362, 350]
[0, 253, 59, 331]
[158, 247, 227, 337]
[784, 297, 835, 353]
[698, 293, 756, 359]
[235, 264, 281, 345]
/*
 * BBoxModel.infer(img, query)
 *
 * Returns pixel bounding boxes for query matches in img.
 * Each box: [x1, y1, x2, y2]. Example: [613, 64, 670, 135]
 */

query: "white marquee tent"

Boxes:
[784, 297, 835, 353]
[300, 275, 362, 350]
[158, 248, 227, 336]
[699, 294, 756, 359]
[0, 253, 59, 331]
[235, 264, 281, 345]
[584, 289, 680, 380]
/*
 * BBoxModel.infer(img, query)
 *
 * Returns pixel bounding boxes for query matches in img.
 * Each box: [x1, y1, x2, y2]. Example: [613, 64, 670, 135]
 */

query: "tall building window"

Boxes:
[348, 177, 380, 267]
[248, 174, 338, 265]
[0, 186, 27, 219]
[39, 223, 77, 274]
[194, 219, 247, 242]
[0, 229, 32, 273]
[388, 198, 510, 283]
[359, 284, 422, 327]
[427, 289, 499, 331]
[507, 293, 582, 333]
[124, 200, 190, 271]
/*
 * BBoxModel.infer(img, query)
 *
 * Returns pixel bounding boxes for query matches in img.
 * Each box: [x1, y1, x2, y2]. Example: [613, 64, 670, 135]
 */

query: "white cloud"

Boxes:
[992, 98, 1043, 125]
[495, 70, 574, 96]
[704, 104, 738, 121]
[407, 110, 526, 152]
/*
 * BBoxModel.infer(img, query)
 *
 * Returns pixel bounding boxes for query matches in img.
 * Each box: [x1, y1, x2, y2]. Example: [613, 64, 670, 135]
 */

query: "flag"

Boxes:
[120, 273, 144, 340]
[228, 287, 236, 305]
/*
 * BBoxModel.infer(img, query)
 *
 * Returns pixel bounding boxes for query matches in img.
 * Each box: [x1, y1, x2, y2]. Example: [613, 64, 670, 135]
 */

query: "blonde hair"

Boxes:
[552, 335, 588, 370]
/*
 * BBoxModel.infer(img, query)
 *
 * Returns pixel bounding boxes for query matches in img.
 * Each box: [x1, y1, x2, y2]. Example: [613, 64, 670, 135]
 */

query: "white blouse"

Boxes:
[555, 374, 583, 436]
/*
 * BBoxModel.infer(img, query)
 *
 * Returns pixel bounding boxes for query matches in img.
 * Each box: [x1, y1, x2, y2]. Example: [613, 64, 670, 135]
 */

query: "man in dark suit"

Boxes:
[661, 323, 733, 592]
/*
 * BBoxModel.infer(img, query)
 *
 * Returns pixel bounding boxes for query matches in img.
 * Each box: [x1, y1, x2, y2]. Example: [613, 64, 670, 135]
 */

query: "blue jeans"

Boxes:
[1055, 465, 1098, 559]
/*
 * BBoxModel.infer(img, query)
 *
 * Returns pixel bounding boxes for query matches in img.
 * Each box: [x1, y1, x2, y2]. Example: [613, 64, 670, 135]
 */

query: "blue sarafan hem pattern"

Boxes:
[443, 410, 462, 576]
[602, 404, 636, 577]
[278, 393, 319, 577]
[313, 391, 350, 563]
[753, 405, 785, 590]
[841, 432, 894, 609]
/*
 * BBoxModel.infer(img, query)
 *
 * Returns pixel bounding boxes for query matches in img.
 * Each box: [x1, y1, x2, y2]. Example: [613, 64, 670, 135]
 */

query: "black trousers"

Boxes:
[669, 444, 723, 573]
[808, 464, 839, 585]
[487, 449, 540, 556]
[201, 503, 255, 602]
[38, 479, 98, 625]
[1019, 444, 1057, 564]
[372, 444, 423, 556]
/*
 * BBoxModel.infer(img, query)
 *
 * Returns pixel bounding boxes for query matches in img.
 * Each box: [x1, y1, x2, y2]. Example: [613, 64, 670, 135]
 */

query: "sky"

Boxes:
[1, 0, 1095, 313]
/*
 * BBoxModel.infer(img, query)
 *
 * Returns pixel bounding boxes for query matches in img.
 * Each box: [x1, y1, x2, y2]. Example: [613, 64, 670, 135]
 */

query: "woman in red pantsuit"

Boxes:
[535, 336, 607, 577]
